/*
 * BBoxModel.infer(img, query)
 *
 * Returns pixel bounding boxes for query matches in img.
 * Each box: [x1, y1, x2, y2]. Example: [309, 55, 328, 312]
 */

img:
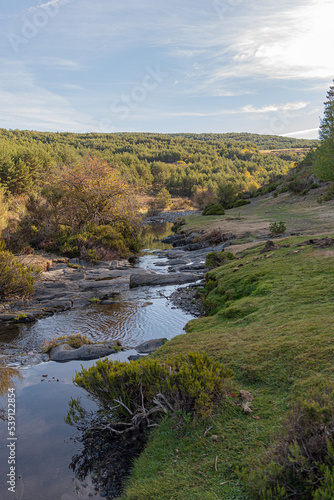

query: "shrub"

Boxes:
[279, 185, 289, 194]
[199, 229, 233, 245]
[323, 184, 334, 202]
[216, 182, 238, 208]
[192, 185, 216, 208]
[0, 250, 34, 299]
[170, 198, 192, 210]
[288, 178, 310, 194]
[148, 188, 172, 213]
[5, 158, 141, 259]
[206, 250, 235, 270]
[300, 188, 309, 196]
[0, 185, 9, 234]
[67, 352, 234, 429]
[202, 203, 225, 216]
[267, 182, 279, 193]
[247, 385, 334, 499]
[172, 217, 186, 233]
[269, 221, 286, 236]
[232, 199, 251, 208]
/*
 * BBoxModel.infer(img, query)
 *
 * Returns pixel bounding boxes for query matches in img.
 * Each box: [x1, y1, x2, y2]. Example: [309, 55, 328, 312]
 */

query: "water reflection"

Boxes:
[0, 352, 138, 500]
[0, 365, 22, 420]
[139, 222, 173, 250]
[4, 284, 193, 353]
[0, 222, 195, 499]
[70, 423, 145, 499]
[0, 366, 22, 397]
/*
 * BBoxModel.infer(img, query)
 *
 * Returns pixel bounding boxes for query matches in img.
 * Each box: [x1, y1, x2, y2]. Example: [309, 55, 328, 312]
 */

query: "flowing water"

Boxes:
[0, 222, 196, 500]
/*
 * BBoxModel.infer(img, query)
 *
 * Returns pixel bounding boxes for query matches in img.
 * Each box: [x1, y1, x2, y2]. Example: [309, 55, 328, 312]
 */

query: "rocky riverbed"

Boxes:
[0, 216, 236, 367]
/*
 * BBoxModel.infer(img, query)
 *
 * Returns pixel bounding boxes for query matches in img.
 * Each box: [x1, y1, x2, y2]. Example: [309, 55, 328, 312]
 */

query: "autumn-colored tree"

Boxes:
[43, 157, 139, 233]
[9, 158, 141, 259]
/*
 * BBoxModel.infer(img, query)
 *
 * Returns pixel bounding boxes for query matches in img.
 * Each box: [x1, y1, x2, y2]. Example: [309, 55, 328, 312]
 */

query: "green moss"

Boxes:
[14, 313, 27, 321]
[119, 234, 334, 499]
[89, 297, 101, 304]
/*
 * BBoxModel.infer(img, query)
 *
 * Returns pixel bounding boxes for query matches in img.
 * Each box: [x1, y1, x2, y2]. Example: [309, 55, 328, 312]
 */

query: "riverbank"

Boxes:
[115, 193, 334, 499]
[0, 214, 219, 367]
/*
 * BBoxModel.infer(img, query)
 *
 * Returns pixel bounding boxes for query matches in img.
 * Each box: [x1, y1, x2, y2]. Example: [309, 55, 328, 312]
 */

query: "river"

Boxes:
[0, 222, 197, 500]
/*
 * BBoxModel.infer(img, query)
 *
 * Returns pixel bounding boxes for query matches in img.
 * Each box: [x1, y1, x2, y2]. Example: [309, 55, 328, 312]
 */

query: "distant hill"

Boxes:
[172, 132, 319, 149]
[0, 128, 318, 198]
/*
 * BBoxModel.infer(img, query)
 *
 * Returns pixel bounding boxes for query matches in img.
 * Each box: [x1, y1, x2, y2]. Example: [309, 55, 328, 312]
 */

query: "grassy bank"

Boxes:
[118, 199, 334, 498]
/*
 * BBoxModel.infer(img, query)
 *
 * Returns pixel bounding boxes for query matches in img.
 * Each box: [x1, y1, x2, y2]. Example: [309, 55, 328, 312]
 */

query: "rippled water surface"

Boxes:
[0, 222, 197, 500]
[11, 284, 193, 351]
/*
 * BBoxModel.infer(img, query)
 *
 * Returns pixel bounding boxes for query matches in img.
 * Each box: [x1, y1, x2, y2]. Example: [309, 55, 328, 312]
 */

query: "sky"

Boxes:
[0, 0, 333, 138]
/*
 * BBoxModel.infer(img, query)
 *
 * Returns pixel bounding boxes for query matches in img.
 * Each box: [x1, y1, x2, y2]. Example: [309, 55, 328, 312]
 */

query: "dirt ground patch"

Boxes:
[183, 192, 334, 242]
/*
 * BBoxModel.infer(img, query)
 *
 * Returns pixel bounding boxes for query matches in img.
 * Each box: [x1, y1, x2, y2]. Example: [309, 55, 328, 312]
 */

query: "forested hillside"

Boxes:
[0, 128, 318, 262]
[0, 129, 317, 198]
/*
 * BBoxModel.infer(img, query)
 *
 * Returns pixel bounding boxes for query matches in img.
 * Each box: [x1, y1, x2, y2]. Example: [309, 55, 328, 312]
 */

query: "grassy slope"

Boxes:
[119, 192, 334, 500]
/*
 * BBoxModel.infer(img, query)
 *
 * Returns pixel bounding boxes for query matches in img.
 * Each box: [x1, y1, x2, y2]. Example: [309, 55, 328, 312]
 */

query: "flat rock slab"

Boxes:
[130, 272, 199, 288]
[135, 338, 167, 353]
[79, 276, 130, 290]
[50, 342, 119, 362]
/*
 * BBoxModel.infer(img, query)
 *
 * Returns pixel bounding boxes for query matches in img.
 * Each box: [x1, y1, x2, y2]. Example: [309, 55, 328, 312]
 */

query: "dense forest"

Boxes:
[0, 129, 317, 197]
[0, 128, 318, 264]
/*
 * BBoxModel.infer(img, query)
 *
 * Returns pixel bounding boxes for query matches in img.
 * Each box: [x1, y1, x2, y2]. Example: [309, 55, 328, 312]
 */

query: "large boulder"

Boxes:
[50, 342, 118, 362]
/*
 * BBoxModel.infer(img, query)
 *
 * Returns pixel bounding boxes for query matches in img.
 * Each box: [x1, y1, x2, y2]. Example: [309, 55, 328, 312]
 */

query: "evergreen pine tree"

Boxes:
[319, 80, 334, 144]
[314, 80, 334, 181]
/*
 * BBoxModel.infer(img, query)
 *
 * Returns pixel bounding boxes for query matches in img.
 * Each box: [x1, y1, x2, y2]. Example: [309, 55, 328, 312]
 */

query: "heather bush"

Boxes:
[67, 352, 234, 429]
[0, 250, 34, 299]
[247, 385, 334, 499]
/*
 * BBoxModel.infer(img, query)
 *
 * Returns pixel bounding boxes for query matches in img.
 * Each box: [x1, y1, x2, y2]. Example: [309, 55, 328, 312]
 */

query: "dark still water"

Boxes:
[0, 351, 138, 500]
[0, 222, 196, 500]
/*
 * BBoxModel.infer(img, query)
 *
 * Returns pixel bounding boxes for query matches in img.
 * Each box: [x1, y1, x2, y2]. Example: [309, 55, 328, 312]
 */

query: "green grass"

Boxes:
[119, 234, 334, 499]
[183, 192, 334, 238]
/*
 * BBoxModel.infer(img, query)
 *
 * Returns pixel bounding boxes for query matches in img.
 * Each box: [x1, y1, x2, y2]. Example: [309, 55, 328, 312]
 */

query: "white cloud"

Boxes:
[164, 0, 334, 90]
[0, 61, 95, 132]
[224, 0, 334, 80]
[242, 102, 309, 114]
[36, 57, 82, 70]
[27, 0, 73, 14]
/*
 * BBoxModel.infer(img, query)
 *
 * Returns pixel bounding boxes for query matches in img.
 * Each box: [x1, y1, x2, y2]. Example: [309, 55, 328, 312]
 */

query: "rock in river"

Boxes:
[129, 271, 200, 288]
[135, 338, 167, 353]
[50, 342, 119, 362]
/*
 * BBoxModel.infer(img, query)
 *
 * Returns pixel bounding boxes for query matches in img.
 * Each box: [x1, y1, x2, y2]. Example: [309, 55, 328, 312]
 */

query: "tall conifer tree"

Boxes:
[319, 80, 334, 144]
[314, 80, 334, 180]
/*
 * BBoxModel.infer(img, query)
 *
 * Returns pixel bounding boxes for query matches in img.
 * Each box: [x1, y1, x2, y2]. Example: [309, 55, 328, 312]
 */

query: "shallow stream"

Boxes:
[0, 222, 196, 500]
